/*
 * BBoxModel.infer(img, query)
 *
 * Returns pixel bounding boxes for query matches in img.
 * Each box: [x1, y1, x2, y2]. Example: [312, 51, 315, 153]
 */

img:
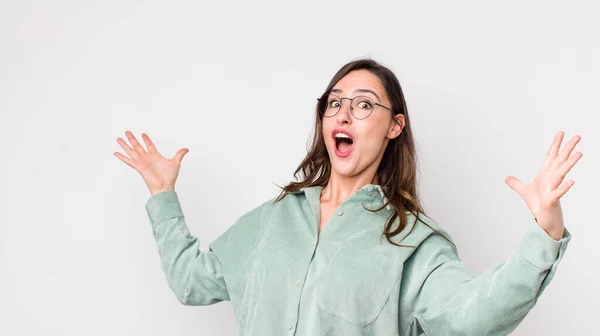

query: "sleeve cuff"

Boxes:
[516, 217, 572, 270]
[145, 190, 185, 225]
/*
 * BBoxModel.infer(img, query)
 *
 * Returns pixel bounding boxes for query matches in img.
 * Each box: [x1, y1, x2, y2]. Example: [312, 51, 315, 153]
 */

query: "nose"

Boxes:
[336, 99, 352, 125]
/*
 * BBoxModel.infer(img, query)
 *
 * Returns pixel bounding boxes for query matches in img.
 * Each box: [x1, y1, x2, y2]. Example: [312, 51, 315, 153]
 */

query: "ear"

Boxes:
[388, 114, 405, 139]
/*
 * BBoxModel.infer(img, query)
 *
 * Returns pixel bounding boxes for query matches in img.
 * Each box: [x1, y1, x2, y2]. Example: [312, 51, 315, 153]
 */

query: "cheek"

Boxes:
[322, 120, 335, 145]
[357, 137, 383, 155]
[356, 125, 387, 151]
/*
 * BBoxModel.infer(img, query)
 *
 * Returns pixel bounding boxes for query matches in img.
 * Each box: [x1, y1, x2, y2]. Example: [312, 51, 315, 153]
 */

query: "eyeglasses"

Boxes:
[317, 93, 398, 120]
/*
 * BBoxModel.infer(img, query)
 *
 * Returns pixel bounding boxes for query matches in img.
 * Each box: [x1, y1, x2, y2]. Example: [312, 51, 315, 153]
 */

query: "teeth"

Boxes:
[334, 133, 352, 139]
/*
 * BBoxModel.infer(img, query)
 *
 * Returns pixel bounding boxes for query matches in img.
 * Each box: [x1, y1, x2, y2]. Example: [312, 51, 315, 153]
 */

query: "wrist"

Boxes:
[151, 186, 175, 196]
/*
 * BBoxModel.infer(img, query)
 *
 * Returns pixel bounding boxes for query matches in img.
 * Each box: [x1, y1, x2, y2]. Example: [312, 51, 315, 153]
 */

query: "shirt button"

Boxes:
[337, 209, 343, 216]
[368, 186, 374, 191]
[295, 280, 300, 286]
[288, 325, 293, 330]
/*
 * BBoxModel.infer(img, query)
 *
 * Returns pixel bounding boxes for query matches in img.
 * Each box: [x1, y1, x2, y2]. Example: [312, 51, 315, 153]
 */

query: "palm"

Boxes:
[114, 131, 189, 194]
[505, 131, 582, 238]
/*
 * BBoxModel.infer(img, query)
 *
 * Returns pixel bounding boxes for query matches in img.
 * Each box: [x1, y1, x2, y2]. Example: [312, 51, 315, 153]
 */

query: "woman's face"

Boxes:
[322, 69, 404, 180]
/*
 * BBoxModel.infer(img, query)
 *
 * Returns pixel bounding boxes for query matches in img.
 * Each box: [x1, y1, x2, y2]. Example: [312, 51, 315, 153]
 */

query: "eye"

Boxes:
[355, 99, 373, 110]
[328, 99, 341, 108]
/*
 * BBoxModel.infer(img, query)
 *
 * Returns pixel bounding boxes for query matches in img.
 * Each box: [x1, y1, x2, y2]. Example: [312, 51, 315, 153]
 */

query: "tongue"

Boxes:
[338, 141, 352, 153]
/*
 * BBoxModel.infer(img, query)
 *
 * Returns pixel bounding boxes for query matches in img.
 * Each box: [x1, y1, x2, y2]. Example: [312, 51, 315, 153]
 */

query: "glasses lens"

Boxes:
[322, 94, 341, 117]
[351, 96, 375, 119]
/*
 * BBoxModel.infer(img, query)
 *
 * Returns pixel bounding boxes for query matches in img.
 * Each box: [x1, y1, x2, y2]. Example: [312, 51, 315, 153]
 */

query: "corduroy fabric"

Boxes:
[144, 184, 571, 336]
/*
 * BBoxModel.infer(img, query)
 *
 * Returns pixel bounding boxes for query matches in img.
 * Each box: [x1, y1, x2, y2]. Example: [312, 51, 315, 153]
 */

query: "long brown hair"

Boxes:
[273, 58, 453, 248]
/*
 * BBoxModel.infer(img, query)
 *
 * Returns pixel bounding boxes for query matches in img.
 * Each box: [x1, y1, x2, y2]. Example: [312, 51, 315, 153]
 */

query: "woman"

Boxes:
[115, 59, 581, 335]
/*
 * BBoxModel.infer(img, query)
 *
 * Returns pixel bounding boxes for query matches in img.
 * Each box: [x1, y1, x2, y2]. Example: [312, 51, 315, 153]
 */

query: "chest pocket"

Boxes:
[316, 246, 402, 327]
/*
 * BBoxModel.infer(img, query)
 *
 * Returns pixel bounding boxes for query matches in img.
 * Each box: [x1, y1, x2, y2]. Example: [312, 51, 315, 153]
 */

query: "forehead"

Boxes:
[331, 70, 386, 98]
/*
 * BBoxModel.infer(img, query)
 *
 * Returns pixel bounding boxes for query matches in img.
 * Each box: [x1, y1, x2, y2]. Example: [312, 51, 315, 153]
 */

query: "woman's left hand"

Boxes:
[504, 131, 583, 241]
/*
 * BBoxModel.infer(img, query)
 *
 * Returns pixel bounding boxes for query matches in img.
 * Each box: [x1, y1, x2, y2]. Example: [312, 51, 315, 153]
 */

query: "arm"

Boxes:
[404, 218, 571, 335]
[145, 190, 230, 305]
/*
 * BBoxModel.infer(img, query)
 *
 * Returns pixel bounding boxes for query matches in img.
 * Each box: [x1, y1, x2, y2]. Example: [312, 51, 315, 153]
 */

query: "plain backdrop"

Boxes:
[1, 0, 598, 335]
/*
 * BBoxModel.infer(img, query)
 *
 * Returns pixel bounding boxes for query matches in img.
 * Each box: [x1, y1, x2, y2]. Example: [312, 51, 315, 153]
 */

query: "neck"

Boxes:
[321, 169, 379, 205]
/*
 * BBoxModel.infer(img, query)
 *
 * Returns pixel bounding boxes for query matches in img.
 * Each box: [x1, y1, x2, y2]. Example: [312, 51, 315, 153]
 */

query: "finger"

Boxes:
[141, 133, 158, 153]
[125, 130, 147, 155]
[505, 176, 526, 196]
[551, 179, 575, 200]
[554, 135, 582, 168]
[556, 151, 583, 181]
[114, 151, 137, 170]
[116, 137, 139, 160]
[173, 148, 189, 165]
[542, 131, 564, 170]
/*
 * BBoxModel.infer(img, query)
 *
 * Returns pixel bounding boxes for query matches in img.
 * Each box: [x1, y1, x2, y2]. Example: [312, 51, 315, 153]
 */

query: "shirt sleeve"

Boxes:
[405, 217, 572, 336]
[145, 190, 230, 305]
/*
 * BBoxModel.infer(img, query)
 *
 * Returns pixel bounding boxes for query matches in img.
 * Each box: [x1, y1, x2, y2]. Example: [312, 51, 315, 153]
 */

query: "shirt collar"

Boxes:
[289, 184, 392, 211]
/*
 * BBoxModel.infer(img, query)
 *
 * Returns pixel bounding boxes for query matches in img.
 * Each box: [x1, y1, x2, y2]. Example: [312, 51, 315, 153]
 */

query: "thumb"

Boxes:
[173, 148, 189, 165]
[505, 175, 525, 197]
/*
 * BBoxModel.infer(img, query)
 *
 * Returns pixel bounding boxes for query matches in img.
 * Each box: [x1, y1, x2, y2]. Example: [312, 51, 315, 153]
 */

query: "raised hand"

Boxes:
[114, 130, 190, 196]
[505, 131, 583, 240]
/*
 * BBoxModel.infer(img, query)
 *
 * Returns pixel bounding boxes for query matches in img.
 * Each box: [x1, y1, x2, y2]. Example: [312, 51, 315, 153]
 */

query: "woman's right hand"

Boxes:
[114, 130, 190, 196]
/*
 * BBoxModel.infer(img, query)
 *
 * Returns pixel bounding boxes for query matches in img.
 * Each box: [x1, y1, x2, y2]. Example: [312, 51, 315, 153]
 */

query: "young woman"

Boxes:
[115, 59, 581, 335]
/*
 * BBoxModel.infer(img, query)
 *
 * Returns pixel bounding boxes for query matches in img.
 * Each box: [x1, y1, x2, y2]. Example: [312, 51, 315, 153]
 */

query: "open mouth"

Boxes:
[335, 134, 354, 153]
[333, 131, 354, 157]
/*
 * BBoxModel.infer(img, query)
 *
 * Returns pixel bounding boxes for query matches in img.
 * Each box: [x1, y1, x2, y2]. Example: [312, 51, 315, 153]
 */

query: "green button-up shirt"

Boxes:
[144, 184, 571, 335]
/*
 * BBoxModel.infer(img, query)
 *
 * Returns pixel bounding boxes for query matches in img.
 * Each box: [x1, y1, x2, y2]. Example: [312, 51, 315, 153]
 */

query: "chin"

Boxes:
[330, 154, 358, 175]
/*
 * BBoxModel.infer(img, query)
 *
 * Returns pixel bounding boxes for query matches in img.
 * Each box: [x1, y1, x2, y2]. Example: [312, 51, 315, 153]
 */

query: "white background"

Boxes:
[1, 0, 598, 335]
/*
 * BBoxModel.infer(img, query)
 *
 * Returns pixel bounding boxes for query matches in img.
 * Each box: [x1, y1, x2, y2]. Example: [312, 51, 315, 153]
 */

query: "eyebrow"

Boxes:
[330, 88, 381, 102]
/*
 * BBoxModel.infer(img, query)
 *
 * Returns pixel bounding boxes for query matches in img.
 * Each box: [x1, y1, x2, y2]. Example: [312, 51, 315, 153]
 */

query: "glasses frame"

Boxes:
[317, 93, 400, 120]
